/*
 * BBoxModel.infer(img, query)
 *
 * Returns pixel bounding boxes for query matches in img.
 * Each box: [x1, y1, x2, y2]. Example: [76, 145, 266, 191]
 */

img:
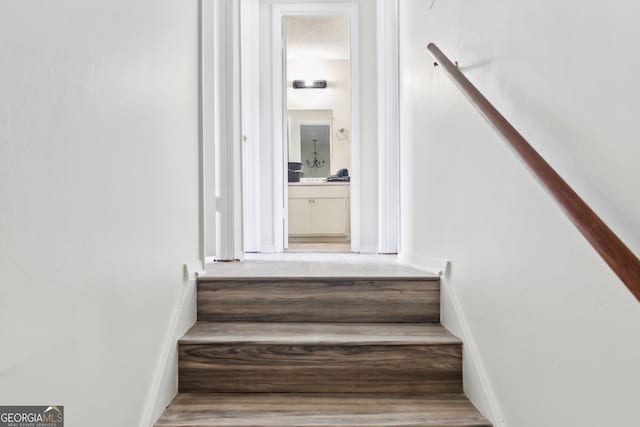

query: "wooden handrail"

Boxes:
[427, 42, 640, 302]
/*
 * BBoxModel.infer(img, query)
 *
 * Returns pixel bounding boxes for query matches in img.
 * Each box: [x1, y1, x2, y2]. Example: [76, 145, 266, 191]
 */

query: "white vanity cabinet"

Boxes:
[288, 183, 350, 238]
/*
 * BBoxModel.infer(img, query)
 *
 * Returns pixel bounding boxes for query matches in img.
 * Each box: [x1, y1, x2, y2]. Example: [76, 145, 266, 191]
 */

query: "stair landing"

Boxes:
[200, 253, 438, 280]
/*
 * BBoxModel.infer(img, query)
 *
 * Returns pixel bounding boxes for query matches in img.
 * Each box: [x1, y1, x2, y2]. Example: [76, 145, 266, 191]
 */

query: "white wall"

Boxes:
[288, 59, 351, 173]
[0, 1, 200, 426]
[258, 0, 378, 252]
[398, 1, 640, 426]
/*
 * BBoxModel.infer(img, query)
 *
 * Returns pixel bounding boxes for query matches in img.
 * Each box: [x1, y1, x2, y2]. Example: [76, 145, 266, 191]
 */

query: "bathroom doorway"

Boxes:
[281, 10, 358, 253]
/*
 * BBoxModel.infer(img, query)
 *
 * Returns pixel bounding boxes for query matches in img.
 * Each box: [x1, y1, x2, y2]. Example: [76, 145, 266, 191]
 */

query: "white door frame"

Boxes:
[200, 0, 216, 265]
[216, 0, 244, 261]
[272, 2, 361, 253]
[200, 0, 244, 263]
[376, 0, 400, 254]
[241, 0, 261, 253]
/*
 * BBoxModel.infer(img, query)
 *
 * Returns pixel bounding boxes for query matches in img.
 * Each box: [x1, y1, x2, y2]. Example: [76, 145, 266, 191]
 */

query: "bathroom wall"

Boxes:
[287, 59, 350, 173]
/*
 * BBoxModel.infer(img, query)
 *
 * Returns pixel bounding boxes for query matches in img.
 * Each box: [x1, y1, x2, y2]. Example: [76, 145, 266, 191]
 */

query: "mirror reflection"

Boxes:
[288, 110, 332, 178]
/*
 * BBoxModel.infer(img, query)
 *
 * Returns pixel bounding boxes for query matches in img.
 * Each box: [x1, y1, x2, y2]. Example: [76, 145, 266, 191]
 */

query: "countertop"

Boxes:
[288, 181, 350, 186]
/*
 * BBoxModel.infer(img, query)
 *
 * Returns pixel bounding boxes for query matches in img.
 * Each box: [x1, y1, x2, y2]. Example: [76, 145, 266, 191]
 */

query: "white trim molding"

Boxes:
[271, 3, 361, 253]
[214, 0, 244, 260]
[241, 0, 261, 253]
[201, 0, 216, 263]
[138, 263, 200, 427]
[359, 245, 380, 255]
[376, 0, 400, 254]
[440, 278, 505, 426]
[396, 253, 504, 426]
[397, 252, 450, 276]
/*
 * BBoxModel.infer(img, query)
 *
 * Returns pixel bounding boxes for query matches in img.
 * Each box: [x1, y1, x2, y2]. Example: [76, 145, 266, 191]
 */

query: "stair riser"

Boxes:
[197, 279, 440, 323]
[179, 343, 462, 393]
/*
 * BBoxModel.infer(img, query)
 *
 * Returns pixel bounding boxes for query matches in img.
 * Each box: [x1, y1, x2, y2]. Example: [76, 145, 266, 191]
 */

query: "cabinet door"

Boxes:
[288, 198, 312, 235]
[311, 198, 347, 235]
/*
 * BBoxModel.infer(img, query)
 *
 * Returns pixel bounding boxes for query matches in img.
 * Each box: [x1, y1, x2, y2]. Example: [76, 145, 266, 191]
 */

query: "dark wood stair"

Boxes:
[196, 277, 441, 323]
[154, 276, 491, 427]
[155, 394, 491, 427]
[178, 322, 462, 394]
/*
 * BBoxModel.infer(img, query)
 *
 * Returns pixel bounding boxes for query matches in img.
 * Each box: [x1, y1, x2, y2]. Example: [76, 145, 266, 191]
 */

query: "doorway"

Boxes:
[275, 4, 360, 253]
[285, 16, 352, 251]
[203, 0, 401, 261]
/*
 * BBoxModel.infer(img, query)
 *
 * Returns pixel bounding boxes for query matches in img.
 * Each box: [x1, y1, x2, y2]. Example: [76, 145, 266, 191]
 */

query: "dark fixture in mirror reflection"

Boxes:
[305, 136, 326, 169]
[292, 79, 327, 89]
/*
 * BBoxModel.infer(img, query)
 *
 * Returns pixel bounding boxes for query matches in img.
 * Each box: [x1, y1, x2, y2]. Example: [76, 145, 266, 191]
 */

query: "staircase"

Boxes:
[154, 276, 491, 427]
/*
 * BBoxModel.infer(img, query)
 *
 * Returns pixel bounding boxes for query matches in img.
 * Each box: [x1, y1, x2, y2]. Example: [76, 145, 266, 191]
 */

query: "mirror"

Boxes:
[300, 124, 331, 178]
[288, 109, 332, 178]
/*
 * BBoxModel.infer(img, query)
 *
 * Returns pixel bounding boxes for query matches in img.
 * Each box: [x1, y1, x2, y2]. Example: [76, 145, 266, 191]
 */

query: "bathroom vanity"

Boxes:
[288, 182, 350, 241]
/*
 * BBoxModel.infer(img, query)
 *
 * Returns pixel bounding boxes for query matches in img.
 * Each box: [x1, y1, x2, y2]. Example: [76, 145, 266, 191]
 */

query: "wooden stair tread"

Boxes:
[181, 322, 461, 345]
[155, 270, 491, 425]
[178, 322, 463, 393]
[155, 393, 491, 427]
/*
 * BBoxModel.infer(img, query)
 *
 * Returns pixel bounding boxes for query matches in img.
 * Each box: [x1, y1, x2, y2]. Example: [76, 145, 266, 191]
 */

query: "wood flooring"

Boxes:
[179, 322, 461, 345]
[154, 272, 491, 427]
[155, 394, 491, 427]
[197, 278, 440, 323]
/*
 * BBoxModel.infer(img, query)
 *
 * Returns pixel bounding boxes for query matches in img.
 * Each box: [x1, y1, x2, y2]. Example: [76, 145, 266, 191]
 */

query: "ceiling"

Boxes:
[285, 16, 350, 60]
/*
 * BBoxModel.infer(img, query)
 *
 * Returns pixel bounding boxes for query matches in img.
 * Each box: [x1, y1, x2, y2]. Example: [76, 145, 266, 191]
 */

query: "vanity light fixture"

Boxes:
[292, 79, 327, 89]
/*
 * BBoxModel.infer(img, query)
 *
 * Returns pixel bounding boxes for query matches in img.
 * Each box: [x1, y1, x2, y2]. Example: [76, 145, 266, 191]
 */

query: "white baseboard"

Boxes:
[138, 262, 201, 427]
[396, 252, 505, 426]
[442, 277, 505, 426]
[358, 245, 379, 254]
[259, 244, 276, 253]
[397, 252, 450, 276]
